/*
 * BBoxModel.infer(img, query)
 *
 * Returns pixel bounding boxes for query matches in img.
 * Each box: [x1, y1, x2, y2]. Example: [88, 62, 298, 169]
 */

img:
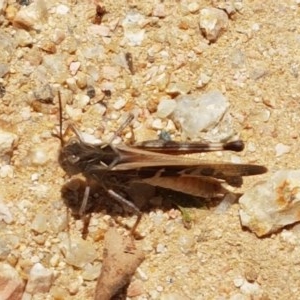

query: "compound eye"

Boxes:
[69, 138, 79, 145]
[68, 154, 80, 164]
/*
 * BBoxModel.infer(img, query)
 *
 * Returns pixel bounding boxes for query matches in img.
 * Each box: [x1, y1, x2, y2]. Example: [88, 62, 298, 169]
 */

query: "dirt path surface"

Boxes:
[1, 0, 300, 299]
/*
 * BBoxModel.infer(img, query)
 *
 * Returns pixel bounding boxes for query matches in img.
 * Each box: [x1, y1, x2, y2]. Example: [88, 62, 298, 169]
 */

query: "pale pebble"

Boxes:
[152, 118, 164, 130]
[275, 143, 291, 157]
[88, 24, 110, 37]
[239, 281, 262, 295]
[0, 0, 7, 14]
[82, 263, 101, 281]
[233, 276, 245, 288]
[31, 214, 48, 234]
[113, 97, 127, 110]
[239, 170, 300, 237]
[0, 130, 18, 158]
[156, 98, 176, 118]
[74, 94, 90, 109]
[28, 147, 49, 165]
[76, 72, 87, 89]
[61, 238, 98, 268]
[156, 243, 167, 253]
[0, 263, 24, 300]
[247, 141, 256, 152]
[166, 82, 191, 96]
[13, 1, 47, 30]
[56, 4, 69, 15]
[124, 29, 145, 46]
[65, 105, 83, 121]
[26, 263, 54, 294]
[136, 267, 148, 281]
[50, 254, 60, 267]
[69, 61, 81, 76]
[197, 72, 211, 87]
[199, 8, 229, 42]
[0, 202, 13, 224]
[0, 165, 14, 178]
[66, 77, 77, 92]
[152, 3, 166, 18]
[188, 2, 200, 13]
[280, 230, 297, 245]
[15, 29, 33, 47]
[172, 90, 229, 139]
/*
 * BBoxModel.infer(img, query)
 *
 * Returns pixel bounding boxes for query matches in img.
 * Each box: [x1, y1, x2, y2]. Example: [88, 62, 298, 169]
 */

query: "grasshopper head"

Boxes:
[58, 137, 91, 176]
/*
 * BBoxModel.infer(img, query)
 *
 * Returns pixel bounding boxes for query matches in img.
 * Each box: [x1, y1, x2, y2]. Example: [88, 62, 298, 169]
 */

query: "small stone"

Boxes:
[177, 235, 195, 254]
[88, 24, 110, 37]
[239, 281, 262, 295]
[0, 130, 18, 159]
[113, 97, 126, 110]
[233, 276, 245, 288]
[152, 3, 166, 18]
[102, 65, 120, 80]
[275, 143, 291, 157]
[49, 254, 60, 267]
[13, 1, 47, 30]
[31, 213, 48, 234]
[82, 263, 101, 281]
[55, 4, 69, 14]
[28, 147, 50, 166]
[69, 61, 81, 76]
[0, 263, 25, 300]
[61, 237, 98, 268]
[0, 202, 13, 224]
[65, 105, 82, 121]
[239, 170, 300, 237]
[68, 278, 83, 295]
[280, 230, 297, 245]
[172, 90, 229, 139]
[76, 72, 87, 89]
[247, 141, 257, 152]
[166, 82, 191, 96]
[66, 77, 77, 92]
[122, 12, 146, 46]
[38, 39, 56, 53]
[15, 29, 33, 47]
[156, 243, 167, 253]
[74, 94, 90, 109]
[0, 0, 8, 14]
[199, 8, 229, 42]
[152, 118, 163, 130]
[0, 63, 9, 78]
[136, 267, 148, 281]
[245, 268, 258, 283]
[33, 85, 54, 103]
[156, 98, 176, 118]
[197, 72, 211, 87]
[133, 126, 157, 143]
[26, 263, 54, 294]
[188, 3, 200, 13]
[0, 165, 14, 178]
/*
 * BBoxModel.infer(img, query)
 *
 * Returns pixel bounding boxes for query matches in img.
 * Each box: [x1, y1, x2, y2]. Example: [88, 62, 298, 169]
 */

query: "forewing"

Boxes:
[112, 144, 267, 177]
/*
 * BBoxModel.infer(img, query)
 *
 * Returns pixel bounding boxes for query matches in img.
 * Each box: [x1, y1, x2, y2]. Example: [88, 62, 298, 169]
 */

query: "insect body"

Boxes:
[56, 95, 267, 235]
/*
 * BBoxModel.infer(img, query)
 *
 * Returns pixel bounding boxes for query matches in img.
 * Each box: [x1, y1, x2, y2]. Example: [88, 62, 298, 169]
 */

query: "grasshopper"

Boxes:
[56, 92, 267, 236]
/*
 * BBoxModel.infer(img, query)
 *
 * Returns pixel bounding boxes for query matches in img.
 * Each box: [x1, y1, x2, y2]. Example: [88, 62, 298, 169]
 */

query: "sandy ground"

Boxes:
[1, 0, 300, 299]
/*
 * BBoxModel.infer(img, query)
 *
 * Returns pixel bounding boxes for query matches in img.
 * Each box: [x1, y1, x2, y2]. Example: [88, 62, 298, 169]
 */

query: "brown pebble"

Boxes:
[245, 267, 258, 283]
